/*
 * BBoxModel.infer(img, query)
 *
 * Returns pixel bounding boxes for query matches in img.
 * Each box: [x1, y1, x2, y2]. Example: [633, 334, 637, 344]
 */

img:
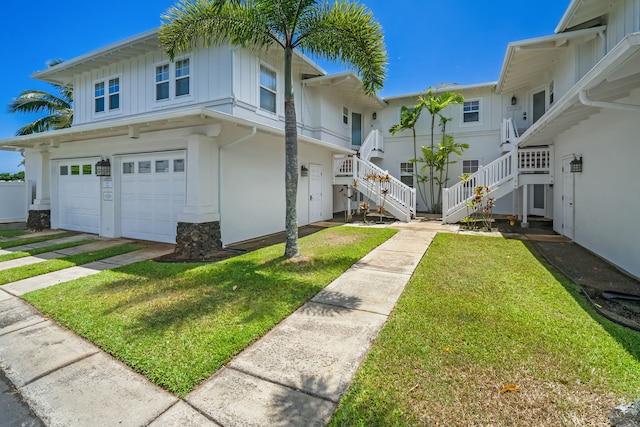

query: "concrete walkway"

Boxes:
[0, 221, 456, 426]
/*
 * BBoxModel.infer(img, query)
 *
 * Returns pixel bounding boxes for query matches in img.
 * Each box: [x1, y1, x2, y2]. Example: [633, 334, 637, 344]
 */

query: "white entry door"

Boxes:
[562, 156, 575, 239]
[309, 164, 323, 223]
[120, 152, 186, 243]
[57, 159, 101, 234]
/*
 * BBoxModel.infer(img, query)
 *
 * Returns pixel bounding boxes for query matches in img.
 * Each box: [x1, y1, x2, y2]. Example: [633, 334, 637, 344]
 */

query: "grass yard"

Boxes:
[0, 239, 97, 263]
[0, 243, 144, 285]
[330, 234, 640, 426]
[23, 226, 396, 397]
[0, 229, 29, 239]
[0, 231, 76, 249]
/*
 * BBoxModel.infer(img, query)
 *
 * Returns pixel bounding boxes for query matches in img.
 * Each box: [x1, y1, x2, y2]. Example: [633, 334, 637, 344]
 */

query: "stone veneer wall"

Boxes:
[27, 210, 51, 231]
[174, 221, 222, 260]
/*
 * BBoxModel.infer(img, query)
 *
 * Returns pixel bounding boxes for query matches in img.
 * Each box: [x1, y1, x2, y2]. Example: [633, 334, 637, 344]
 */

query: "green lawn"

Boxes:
[0, 239, 97, 263]
[0, 243, 144, 285]
[0, 231, 76, 249]
[330, 234, 640, 426]
[0, 229, 29, 239]
[23, 226, 396, 396]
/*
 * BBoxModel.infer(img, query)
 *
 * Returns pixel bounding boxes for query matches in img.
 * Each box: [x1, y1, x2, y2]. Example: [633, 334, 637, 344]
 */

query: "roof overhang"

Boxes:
[31, 29, 327, 87]
[556, 0, 612, 33]
[496, 26, 606, 94]
[383, 82, 497, 102]
[517, 32, 640, 147]
[303, 71, 387, 109]
[0, 107, 354, 155]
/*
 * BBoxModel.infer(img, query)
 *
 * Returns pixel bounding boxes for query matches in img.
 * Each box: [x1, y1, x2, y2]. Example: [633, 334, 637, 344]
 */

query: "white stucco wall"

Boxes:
[553, 102, 640, 278]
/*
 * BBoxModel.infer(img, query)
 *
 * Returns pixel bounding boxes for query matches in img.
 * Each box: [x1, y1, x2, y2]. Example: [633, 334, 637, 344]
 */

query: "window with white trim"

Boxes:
[462, 159, 479, 174]
[94, 77, 120, 113]
[155, 58, 191, 102]
[400, 162, 414, 187]
[462, 99, 480, 123]
[259, 64, 277, 113]
[343, 107, 349, 125]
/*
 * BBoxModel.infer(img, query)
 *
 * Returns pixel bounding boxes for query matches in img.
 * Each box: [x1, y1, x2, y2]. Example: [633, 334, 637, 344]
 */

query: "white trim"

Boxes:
[92, 74, 122, 119]
[258, 62, 278, 115]
[460, 98, 482, 127]
[152, 56, 194, 106]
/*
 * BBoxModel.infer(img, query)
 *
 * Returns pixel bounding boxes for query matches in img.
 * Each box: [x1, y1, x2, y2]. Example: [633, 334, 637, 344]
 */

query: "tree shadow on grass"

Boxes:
[523, 240, 640, 363]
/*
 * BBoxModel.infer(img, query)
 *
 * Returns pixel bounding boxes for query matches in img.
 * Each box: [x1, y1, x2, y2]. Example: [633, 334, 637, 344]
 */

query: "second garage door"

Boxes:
[120, 152, 186, 243]
[58, 159, 100, 234]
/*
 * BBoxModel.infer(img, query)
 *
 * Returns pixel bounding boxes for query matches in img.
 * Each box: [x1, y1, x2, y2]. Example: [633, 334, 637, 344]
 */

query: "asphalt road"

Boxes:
[0, 369, 44, 427]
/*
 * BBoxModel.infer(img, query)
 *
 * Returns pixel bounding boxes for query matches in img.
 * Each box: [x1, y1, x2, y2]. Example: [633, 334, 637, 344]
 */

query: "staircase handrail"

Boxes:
[443, 150, 516, 219]
[358, 129, 383, 161]
[501, 118, 519, 145]
[353, 156, 416, 219]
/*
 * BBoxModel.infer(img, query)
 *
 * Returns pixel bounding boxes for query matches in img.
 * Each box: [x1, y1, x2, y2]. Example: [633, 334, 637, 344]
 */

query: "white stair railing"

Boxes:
[442, 146, 552, 223]
[359, 129, 383, 161]
[501, 118, 519, 145]
[333, 154, 416, 222]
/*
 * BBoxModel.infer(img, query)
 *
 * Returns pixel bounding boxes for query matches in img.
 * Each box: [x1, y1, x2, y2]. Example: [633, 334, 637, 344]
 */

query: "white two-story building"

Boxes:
[1, 0, 639, 277]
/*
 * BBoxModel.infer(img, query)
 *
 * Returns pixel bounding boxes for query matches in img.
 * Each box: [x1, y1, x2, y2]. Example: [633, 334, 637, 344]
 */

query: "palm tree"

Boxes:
[160, 0, 387, 258]
[389, 102, 426, 206]
[418, 90, 464, 213]
[8, 59, 73, 135]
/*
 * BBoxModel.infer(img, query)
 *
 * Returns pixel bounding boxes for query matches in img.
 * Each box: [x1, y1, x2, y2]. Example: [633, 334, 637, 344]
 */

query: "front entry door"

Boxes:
[562, 156, 575, 239]
[309, 164, 323, 223]
[351, 112, 362, 147]
[532, 90, 546, 124]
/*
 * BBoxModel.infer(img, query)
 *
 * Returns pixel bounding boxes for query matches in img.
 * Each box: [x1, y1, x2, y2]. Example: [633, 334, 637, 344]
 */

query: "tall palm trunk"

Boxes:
[283, 46, 300, 258]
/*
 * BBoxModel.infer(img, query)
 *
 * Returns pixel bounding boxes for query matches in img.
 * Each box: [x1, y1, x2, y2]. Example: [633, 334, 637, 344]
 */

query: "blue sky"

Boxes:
[0, 0, 570, 173]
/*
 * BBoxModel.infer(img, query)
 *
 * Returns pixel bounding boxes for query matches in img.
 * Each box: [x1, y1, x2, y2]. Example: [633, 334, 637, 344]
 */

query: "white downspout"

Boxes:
[578, 90, 640, 112]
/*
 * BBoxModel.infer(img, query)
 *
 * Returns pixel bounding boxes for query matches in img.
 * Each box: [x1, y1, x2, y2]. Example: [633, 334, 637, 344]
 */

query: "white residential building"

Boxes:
[1, 0, 639, 277]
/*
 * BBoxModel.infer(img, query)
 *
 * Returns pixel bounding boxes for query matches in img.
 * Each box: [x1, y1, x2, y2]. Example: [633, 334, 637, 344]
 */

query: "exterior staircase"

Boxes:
[333, 129, 416, 222]
[442, 145, 553, 224]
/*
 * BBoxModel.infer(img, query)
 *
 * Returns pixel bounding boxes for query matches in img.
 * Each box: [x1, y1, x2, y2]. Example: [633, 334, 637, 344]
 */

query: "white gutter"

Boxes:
[578, 90, 640, 112]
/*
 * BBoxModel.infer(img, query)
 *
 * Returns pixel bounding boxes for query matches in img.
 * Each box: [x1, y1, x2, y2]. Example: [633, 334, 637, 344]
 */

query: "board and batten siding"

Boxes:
[72, 45, 234, 126]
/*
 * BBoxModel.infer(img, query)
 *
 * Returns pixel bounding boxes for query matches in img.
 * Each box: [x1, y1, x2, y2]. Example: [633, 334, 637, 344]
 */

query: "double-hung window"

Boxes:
[462, 99, 480, 123]
[259, 64, 277, 113]
[155, 58, 191, 102]
[400, 162, 414, 187]
[94, 77, 121, 114]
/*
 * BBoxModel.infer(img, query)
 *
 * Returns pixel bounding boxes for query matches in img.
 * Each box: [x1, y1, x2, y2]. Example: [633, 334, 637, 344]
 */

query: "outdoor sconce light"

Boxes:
[95, 158, 111, 177]
[372, 112, 377, 120]
[570, 156, 583, 173]
[300, 165, 309, 177]
[511, 95, 517, 106]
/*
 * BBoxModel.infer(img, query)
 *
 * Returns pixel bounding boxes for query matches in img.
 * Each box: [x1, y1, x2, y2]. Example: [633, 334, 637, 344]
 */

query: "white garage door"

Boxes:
[58, 159, 101, 234]
[120, 152, 186, 243]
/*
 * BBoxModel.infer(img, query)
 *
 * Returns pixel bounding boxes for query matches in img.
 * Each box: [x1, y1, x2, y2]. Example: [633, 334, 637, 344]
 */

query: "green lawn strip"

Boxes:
[329, 234, 640, 426]
[0, 231, 77, 250]
[0, 243, 145, 285]
[0, 229, 29, 239]
[0, 239, 98, 263]
[23, 226, 396, 397]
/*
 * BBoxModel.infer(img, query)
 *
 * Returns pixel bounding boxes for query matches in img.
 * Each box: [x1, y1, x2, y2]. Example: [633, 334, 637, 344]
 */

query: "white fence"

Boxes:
[0, 181, 30, 223]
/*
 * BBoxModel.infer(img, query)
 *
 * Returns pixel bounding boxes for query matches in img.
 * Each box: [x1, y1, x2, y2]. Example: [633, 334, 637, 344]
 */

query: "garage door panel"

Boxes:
[120, 152, 186, 243]
[57, 159, 100, 234]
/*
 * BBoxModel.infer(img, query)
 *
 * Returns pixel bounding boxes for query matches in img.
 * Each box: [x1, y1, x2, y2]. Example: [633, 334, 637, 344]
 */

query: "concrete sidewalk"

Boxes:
[0, 221, 455, 426]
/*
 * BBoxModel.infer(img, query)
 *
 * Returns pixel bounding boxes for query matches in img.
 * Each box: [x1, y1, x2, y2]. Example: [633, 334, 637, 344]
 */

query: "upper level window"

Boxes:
[175, 59, 190, 97]
[462, 100, 480, 123]
[155, 58, 191, 102]
[343, 107, 349, 125]
[95, 77, 120, 114]
[259, 64, 277, 113]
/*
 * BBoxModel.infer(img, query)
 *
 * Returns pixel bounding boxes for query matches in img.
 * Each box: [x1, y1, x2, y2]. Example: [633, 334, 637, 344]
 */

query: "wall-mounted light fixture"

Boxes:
[300, 165, 309, 177]
[95, 158, 111, 177]
[570, 156, 583, 173]
[372, 112, 377, 120]
[511, 95, 517, 106]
